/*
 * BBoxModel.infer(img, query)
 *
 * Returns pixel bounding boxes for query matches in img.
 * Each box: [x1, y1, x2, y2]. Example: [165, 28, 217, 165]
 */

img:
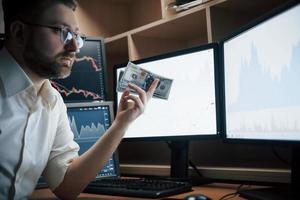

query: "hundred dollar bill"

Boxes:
[117, 62, 173, 100]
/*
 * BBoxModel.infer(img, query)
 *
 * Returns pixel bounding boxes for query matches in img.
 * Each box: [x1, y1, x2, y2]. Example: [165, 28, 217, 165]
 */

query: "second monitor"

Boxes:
[114, 43, 220, 178]
[114, 43, 221, 140]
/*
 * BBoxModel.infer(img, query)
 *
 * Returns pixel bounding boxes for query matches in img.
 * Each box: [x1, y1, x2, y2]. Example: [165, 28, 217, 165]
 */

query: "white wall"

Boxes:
[0, 0, 4, 33]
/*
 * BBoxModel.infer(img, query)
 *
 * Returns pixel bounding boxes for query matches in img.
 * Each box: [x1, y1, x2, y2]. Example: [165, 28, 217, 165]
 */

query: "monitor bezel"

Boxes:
[87, 37, 109, 102]
[219, 0, 300, 144]
[65, 101, 121, 178]
[113, 43, 222, 142]
[81, 37, 109, 102]
[66, 101, 115, 122]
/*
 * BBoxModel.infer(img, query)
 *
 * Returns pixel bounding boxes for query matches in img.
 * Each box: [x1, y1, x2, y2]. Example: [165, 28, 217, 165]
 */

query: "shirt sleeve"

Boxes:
[42, 99, 79, 190]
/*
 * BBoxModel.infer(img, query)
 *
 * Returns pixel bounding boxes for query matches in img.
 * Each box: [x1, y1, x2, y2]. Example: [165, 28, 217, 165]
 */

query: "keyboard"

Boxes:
[83, 178, 192, 198]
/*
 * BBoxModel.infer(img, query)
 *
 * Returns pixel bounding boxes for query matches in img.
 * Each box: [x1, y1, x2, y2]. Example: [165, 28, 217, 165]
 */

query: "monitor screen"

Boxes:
[51, 37, 107, 102]
[66, 101, 117, 177]
[114, 43, 220, 140]
[222, 2, 300, 142]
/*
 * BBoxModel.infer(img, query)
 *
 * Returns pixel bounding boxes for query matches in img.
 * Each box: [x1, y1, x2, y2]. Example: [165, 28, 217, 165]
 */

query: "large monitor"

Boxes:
[51, 37, 108, 102]
[114, 43, 221, 179]
[221, 1, 300, 198]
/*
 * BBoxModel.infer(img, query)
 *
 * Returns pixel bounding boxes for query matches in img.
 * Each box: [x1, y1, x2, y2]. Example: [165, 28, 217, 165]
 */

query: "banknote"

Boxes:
[117, 62, 173, 100]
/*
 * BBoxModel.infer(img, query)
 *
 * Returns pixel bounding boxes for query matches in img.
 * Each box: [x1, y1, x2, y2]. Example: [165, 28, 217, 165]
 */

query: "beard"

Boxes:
[23, 41, 75, 79]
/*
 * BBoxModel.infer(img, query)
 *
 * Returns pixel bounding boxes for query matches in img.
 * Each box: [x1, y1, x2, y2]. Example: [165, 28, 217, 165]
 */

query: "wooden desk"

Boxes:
[30, 183, 247, 200]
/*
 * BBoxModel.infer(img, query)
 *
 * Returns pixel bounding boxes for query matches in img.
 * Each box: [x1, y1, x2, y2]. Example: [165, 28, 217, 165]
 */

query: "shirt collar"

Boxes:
[0, 47, 33, 97]
[0, 47, 57, 107]
[40, 80, 58, 109]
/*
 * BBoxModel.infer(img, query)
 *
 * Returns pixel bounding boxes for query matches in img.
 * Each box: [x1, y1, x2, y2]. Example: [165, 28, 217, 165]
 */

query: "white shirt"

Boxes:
[0, 48, 79, 199]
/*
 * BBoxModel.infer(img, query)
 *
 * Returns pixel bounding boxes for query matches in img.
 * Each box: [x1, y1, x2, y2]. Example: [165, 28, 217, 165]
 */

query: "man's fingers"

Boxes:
[120, 90, 129, 101]
[125, 94, 144, 111]
[146, 79, 159, 98]
[118, 90, 129, 110]
[127, 79, 159, 102]
[128, 83, 147, 104]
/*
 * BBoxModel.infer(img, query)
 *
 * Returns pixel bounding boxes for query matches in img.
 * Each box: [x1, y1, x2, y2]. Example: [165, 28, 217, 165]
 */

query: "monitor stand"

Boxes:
[238, 144, 300, 200]
[170, 140, 189, 179]
[169, 140, 213, 185]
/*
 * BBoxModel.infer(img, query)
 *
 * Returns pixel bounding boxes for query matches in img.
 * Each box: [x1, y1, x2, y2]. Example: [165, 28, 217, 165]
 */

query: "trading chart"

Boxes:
[51, 39, 106, 102]
[224, 4, 300, 140]
[67, 105, 115, 176]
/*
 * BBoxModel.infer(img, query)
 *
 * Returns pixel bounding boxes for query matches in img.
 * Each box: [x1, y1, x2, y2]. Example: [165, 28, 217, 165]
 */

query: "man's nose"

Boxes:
[65, 37, 78, 53]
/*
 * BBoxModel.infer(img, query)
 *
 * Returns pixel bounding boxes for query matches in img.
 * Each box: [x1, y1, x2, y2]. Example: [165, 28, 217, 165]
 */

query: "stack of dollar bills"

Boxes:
[117, 62, 173, 100]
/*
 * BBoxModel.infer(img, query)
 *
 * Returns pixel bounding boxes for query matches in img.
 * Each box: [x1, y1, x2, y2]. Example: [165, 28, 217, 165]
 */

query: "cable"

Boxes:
[218, 184, 244, 200]
[271, 145, 291, 167]
[219, 192, 237, 200]
[166, 141, 172, 149]
[189, 160, 203, 177]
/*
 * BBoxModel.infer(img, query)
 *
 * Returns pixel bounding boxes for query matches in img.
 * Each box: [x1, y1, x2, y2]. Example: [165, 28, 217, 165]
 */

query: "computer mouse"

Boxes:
[184, 194, 212, 200]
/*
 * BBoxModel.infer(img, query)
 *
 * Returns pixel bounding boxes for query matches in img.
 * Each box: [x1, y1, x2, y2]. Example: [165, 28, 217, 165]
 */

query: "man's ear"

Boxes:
[9, 21, 27, 46]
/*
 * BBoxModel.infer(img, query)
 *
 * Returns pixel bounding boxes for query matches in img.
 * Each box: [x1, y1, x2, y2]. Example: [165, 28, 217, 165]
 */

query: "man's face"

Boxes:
[22, 3, 80, 79]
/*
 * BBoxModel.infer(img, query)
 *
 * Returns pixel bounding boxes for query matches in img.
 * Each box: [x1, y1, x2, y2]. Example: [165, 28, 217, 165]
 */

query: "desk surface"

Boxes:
[30, 183, 247, 200]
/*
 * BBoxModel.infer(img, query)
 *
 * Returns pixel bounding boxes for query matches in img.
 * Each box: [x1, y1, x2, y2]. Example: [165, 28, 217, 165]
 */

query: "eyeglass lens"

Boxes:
[62, 29, 84, 49]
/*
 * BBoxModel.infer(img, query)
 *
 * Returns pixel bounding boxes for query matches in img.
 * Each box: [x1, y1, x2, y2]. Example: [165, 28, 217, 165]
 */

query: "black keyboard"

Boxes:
[83, 178, 192, 198]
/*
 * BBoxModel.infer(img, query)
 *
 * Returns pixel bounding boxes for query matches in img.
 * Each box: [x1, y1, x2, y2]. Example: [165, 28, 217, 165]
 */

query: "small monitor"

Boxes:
[114, 43, 220, 140]
[114, 43, 220, 179]
[37, 101, 118, 188]
[51, 37, 108, 102]
[66, 101, 118, 178]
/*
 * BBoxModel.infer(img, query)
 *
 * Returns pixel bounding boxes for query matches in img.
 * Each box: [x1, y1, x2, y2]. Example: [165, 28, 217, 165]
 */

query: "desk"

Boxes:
[30, 183, 247, 199]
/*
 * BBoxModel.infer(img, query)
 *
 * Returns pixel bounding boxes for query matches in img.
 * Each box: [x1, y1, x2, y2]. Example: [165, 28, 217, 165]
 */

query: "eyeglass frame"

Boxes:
[22, 21, 86, 49]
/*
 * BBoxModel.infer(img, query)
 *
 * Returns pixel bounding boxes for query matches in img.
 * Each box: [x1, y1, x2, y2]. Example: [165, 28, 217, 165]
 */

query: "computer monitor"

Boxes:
[66, 101, 118, 178]
[114, 43, 221, 179]
[221, 0, 300, 198]
[37, 101, 118, 188]
[51, 37, 108, 102]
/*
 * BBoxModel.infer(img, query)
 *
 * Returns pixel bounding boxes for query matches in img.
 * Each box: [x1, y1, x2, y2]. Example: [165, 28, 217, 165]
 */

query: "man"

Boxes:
[0, 0, 159, 199]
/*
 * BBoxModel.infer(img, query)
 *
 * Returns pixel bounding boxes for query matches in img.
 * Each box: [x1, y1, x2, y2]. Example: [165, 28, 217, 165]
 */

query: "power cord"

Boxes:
[189, 160, 203, 177]
[218, 184, 244, 200]
[271, 145, 291, 167]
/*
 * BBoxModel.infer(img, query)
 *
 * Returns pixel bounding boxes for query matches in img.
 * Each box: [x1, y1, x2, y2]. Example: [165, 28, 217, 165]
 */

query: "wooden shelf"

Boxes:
[76, 0, 162, 37]
[105, 37, 129, 100]
[209, 0, 290, 41]
[129, 9, 208, 60]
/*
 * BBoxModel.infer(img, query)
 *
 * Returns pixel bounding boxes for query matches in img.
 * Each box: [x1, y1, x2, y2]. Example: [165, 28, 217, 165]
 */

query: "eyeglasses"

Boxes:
[23, 21, 86, 49]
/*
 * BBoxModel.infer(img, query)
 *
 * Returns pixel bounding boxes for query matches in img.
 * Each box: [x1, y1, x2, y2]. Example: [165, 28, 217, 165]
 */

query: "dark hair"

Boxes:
[2, 0, 78, 37]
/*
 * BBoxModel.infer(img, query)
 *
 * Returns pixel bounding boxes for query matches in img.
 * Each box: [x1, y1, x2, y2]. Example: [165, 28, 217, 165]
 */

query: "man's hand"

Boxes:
[115, 79, 159, 126]
[54, 80, 159, 199]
